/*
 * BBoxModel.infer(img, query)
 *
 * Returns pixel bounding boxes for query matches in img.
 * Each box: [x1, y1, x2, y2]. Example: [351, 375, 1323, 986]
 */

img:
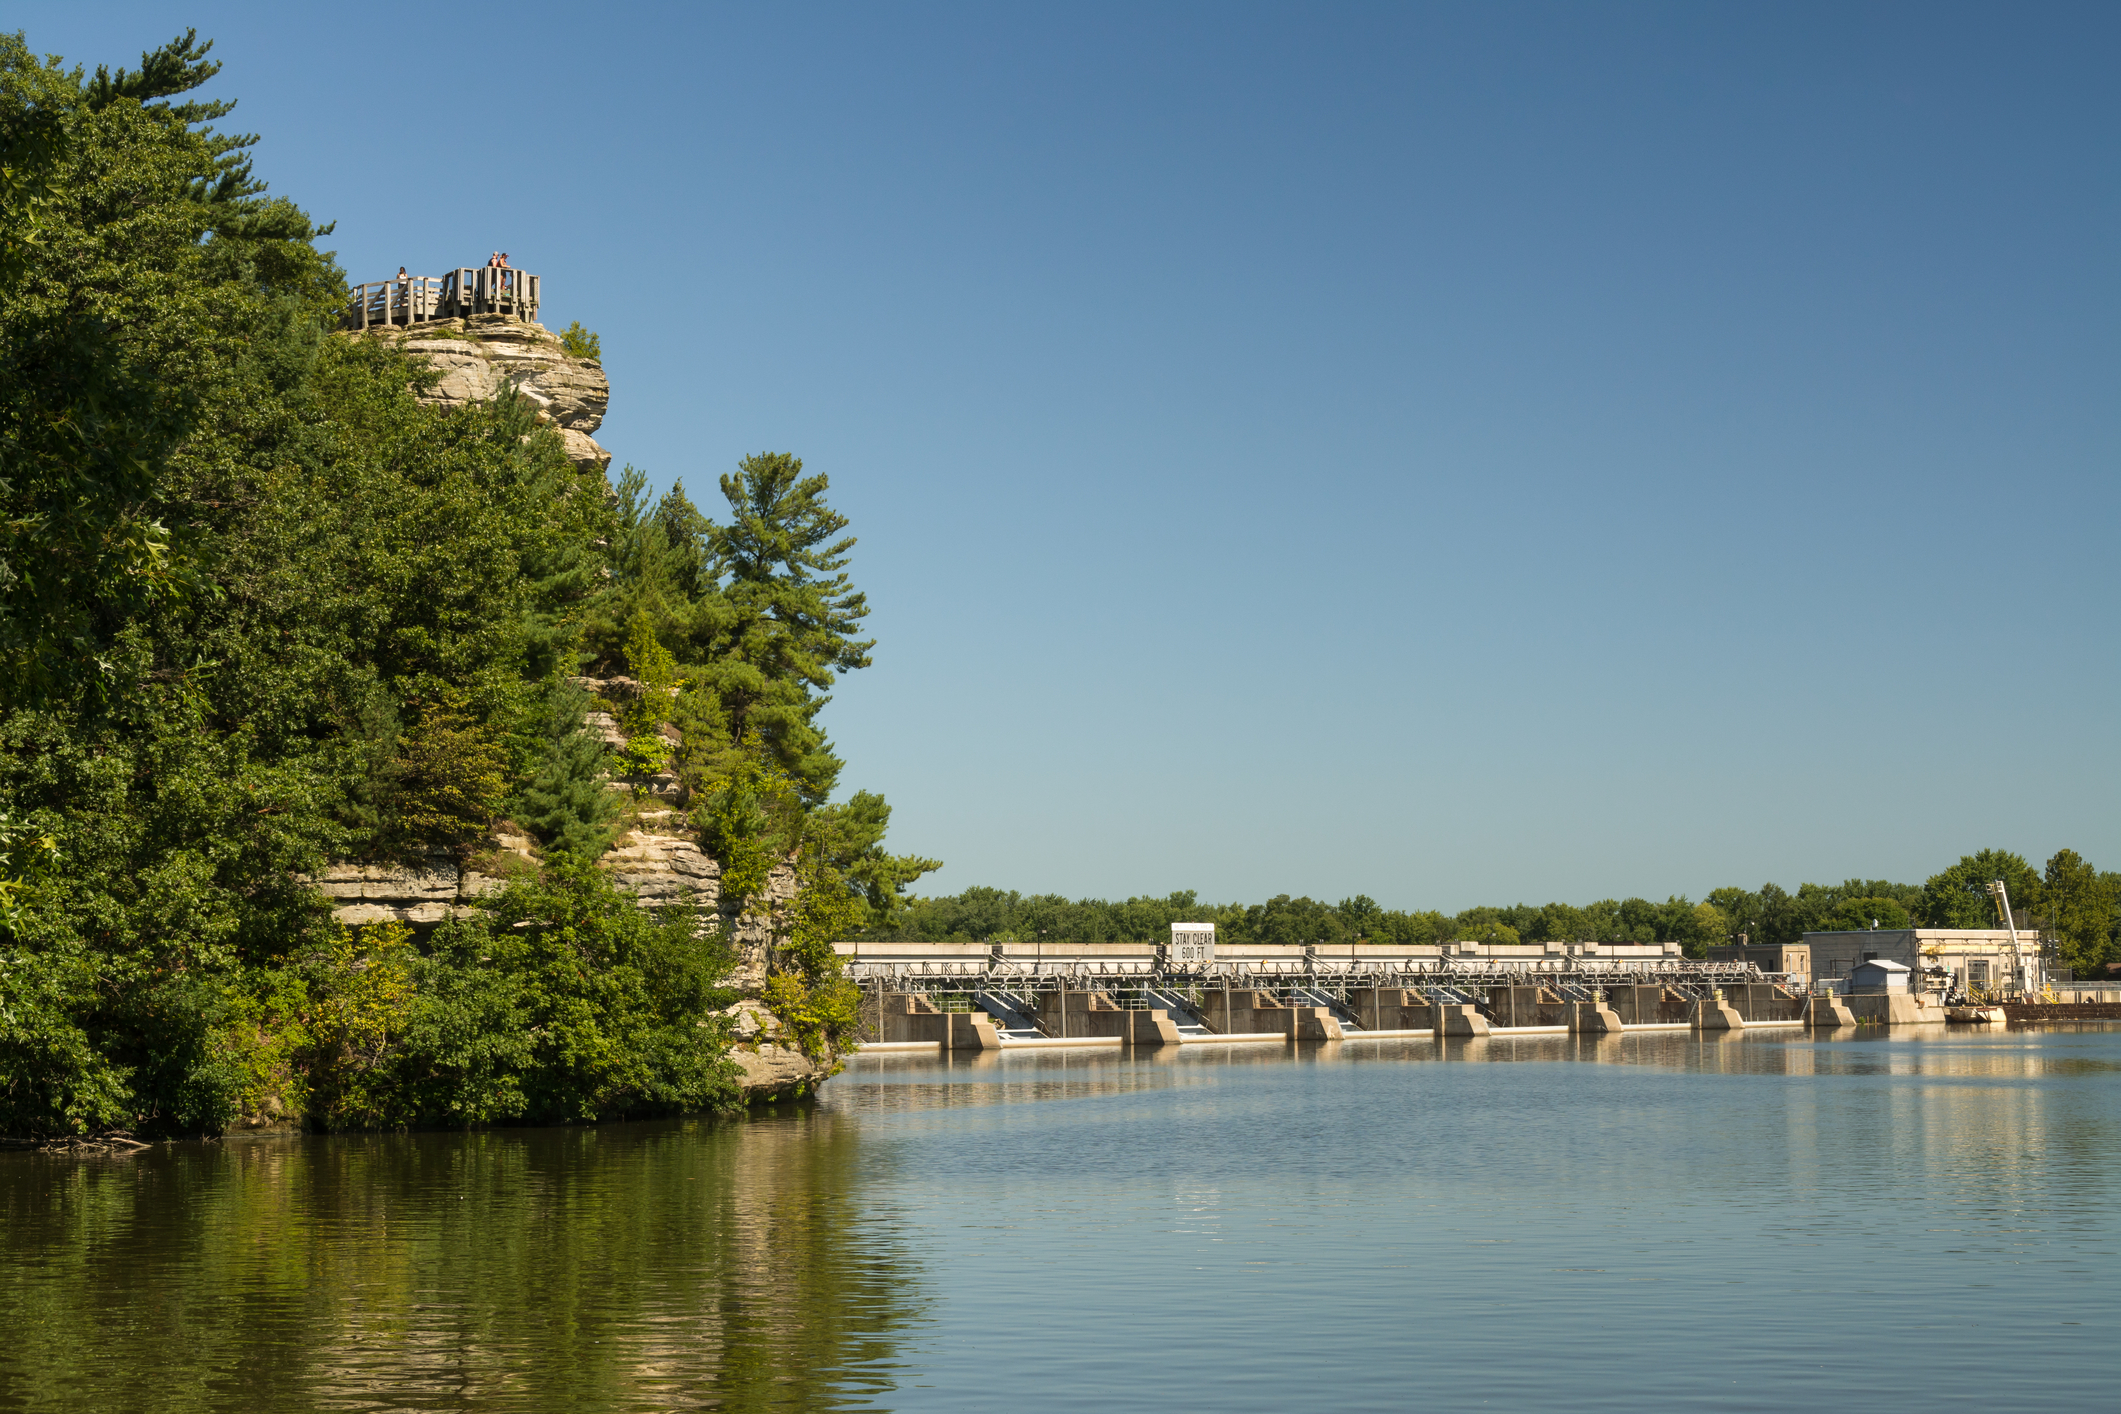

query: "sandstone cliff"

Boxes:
[310, 818, 826, 1107]
[308, 829, 829, 1102]
[307, 329, 840, 1105]
[352, 314, 613, 472]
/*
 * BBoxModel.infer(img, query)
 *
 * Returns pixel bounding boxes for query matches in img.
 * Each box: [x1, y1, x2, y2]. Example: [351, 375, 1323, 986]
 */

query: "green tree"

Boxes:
[696, 452, 873, 802]
[1338, 895, 1383, 938]
[1451, 906, 1521, 945]
[697, 740, 785, 912]
[1519, 902, 1588, 942]
[558, 320, 601, 361]
[761, 849, 868, 1063]
[0, 31, 332, 707]
[0, 28, 710, 1137]
[1702, 883, 1823, 946]
[2041, 848, 2114, 980]
[386, 692, 510, 848]
[1919, 849, 2040, 929]
[511, 683, 621, 860]
[616, 609, 679, 774]
[333, 864, 741, 1127]
[1244, 894, 1352, 946]
[1375, 909, 1449, 947]
[0, 32, 939, 1139]
[804, 789, 941, 927]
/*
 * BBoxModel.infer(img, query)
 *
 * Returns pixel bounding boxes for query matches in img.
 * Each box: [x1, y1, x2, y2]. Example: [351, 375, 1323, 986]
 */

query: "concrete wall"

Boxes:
[2006, 1001, 2121, 1020]
[878, 994, 1001, 1048]
[1036, 988, 1124, 1038]
[1843, 993, 1945, 1026]
[1193, 990, 1343, 1039]
[1721, 983, 1807, 1022]
[1344, 988, 1431, 1030]
[1605, 985, 1693, 1025]
[1196, 988, 1283, 1035]
[1566, 1002, 1623, 1033]
[1431, 1003, 1489, 1036]
[1485, 986, 1570, 1027]
[1806, 996, 1856, 1027]
[1034, 989, 1182, 1044]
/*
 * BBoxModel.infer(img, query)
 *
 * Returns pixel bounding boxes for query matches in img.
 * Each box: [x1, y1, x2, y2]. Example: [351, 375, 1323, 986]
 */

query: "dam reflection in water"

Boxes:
[4, 1027, 2117, 1411]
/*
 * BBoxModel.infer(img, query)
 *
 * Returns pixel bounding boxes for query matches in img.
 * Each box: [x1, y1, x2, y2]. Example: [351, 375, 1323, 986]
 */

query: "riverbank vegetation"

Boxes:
[872, 845, 2120, 979]
[0, 32, 931, 1138]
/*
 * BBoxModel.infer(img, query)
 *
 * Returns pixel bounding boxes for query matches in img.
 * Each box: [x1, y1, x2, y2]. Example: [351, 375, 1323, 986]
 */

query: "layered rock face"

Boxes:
[718, 999, 834, 1102]
[355, 314, 612, 472]
[312, 822, 792, 993]
[600, 820, 722, 908]
[571, 674, 684, 801]
[313, 838, 822, 1102]
[306, 340, 840, 1103]
[311, 861, 487, 927]
[308, 833, 532, 926]
[580, 820, 797, 993]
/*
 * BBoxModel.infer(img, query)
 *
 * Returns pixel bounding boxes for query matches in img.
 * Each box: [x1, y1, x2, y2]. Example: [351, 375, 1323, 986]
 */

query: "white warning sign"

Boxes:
[1169, 922, 1216, 966]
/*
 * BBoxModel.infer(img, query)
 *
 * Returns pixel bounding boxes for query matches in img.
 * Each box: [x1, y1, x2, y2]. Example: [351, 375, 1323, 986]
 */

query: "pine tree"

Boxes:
[695, 452, 875, 802]
[512, 685, 620, 860]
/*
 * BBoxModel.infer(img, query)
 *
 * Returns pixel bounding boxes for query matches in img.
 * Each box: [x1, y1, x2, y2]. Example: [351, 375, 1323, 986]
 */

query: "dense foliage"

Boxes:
[877, 846, 2120, 977]
[0, 32, 930, 1137]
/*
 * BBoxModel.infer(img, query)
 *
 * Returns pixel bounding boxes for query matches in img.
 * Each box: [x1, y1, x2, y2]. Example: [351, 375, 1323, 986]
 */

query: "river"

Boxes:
[3, 1026, 2116, 1410]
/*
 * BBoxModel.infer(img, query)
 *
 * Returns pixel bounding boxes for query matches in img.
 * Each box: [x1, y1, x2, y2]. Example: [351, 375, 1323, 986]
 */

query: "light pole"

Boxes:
[1044, 929, 1063, 1038]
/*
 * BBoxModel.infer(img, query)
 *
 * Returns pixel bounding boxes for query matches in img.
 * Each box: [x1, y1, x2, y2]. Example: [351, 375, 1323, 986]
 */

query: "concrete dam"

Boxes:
[835, 937, 1892, 1051]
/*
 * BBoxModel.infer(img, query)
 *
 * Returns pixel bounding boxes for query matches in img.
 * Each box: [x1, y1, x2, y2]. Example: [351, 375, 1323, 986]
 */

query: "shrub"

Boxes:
[300, 922, 420, 1129]
[395, 862, 740, 1124]
[388, 694, 510, 850]
[0, 943, 134, 1136]
[559, 321, 601, 361]
[619, 733, 673, 777]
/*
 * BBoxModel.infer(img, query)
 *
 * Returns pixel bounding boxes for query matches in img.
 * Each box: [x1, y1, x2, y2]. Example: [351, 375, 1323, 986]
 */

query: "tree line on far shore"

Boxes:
[870, 846, 2120, 981]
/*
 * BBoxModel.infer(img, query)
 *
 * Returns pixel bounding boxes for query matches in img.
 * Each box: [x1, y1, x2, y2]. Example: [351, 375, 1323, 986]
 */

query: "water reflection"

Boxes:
[0, 1110, 925, 1411]
[5, 1027, 2118, 1412]
[829, 1026, 2119, 1412]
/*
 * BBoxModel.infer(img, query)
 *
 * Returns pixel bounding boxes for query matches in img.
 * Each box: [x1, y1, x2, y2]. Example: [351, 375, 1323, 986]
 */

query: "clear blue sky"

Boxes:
[19, 2, 2119, 909]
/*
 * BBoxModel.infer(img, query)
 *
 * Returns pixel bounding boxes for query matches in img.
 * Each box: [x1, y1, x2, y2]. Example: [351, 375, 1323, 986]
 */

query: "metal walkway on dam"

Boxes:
[835, 938, 1835, 1050]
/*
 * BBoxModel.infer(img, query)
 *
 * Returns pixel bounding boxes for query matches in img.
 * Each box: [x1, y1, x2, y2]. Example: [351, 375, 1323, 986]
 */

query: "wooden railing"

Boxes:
[343, 267, 542, 330]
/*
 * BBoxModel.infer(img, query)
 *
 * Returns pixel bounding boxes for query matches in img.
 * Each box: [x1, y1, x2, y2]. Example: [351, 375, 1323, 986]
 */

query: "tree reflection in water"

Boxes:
[0, 1108, 925, 1410]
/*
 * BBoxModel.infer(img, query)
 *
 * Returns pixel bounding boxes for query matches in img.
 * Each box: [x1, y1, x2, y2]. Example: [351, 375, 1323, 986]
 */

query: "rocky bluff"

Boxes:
[357, 313, 614, 472]
[323, 314, 832, 1104]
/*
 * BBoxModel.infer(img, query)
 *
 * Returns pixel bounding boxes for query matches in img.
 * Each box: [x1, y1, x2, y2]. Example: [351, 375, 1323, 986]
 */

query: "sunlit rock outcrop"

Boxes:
[360, 314, 612, 472]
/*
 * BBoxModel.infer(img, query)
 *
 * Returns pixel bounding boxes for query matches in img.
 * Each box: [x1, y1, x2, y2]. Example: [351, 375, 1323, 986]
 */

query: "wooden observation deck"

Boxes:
[343, 266, 542, 330]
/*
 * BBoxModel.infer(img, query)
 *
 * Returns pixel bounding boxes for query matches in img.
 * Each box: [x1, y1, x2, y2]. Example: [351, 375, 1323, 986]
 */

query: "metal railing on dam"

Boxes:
[838, 938, 1775, 990]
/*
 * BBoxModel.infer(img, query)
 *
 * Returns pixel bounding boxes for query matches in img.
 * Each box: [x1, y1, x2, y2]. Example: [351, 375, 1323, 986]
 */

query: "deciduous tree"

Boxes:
[2041, 849, 2114, 980]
